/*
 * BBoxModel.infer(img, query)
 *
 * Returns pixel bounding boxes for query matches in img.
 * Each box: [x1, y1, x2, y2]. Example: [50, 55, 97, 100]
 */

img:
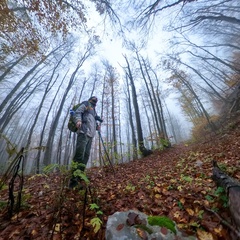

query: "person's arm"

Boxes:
[74, 103, 87, 128]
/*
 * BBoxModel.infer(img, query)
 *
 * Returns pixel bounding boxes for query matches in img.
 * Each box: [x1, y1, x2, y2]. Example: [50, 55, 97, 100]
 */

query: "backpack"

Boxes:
[67, 101, 89, 132]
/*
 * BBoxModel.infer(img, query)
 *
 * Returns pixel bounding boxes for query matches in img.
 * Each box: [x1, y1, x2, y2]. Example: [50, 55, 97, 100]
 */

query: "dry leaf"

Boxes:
[197, 229, 214, 240]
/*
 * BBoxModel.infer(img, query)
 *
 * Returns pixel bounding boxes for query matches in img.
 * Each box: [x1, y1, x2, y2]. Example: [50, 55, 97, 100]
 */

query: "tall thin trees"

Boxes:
[123, 54, 152, 157]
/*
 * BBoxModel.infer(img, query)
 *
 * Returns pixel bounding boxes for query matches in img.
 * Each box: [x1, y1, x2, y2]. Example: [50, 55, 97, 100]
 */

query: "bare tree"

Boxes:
[123, 54, 152, 157]
[135, 52, 161, 145]
[124, 74, 138, 160]
[24, 50, 71, 166]
[0, 43, 65, 116]
[168, 67, 216, 131]
[0, 66, 48, 132]
[43, 56, 89, 166]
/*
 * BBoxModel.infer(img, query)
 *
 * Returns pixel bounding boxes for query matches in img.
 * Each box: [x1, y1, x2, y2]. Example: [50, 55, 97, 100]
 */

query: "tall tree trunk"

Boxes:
[98, 76, 107, 167]
[110, 76, 118, 161]
[150, 65, 170, 146]
[171, 56, 227, 103]
[125, 74, 137, 160]
[0, 44, 64, 114]
[42, 43, 92, 167]
[172, 69, 216, 132]
[136, 52, 161, 145]
[123, 55, 152, 157]
[0, 54, 27, 83]
[118, 101, 123, 163]
[36, 71, 68, 172]
[0, 69, 46, 132]
[141, 92, 154, 149]
[43, 62, 84, 166]
[25, 51, 70, 163]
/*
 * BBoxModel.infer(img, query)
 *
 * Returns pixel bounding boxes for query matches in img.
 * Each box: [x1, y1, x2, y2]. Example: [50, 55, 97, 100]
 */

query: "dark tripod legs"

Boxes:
[97, 130, 115, 175]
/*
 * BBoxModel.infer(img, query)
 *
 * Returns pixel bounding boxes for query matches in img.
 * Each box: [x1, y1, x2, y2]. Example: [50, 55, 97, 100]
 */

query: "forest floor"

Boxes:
[0, 119, 240, 240]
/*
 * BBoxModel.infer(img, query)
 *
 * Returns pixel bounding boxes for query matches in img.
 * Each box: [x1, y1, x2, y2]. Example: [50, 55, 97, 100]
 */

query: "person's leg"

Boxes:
[82, 136, 93, 170]
[73, 133, 88, 171]
[69, 133, 88, 188]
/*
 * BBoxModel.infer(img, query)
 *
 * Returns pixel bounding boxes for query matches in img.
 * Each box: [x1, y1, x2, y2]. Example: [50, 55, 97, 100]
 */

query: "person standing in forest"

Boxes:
[69, 96, 101, 189]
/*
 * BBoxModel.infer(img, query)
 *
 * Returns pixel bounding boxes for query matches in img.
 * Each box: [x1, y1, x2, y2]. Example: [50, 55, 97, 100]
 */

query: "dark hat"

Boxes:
[89, 96, 98, 104]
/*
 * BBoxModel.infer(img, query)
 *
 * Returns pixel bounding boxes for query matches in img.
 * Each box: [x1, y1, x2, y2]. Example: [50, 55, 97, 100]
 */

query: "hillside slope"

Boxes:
[0, 121, 240, 240]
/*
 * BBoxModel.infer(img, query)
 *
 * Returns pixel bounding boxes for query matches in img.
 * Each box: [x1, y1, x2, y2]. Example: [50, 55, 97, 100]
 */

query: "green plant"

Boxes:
[90, 217, 103, 233]
[217, 163, 227, 172]
[214, 187, 228, 207]
[0, 200, 7, 210]
[89, 203, 103, 233]
[147, 216, 176, 234]
[180, 174, 193, 183]
[43, 163, 59, 174]
[71, 162, 90, 184]
[125, 183, 136, 191]
[205, 195, 214, 202]
[19, 192, 32, 209]
[198, 210, 204, 219]
[143, 175, 155, 187]
[73, 170, 90, 184]
[178, 200, 184, 210]
[89, 203, 99, 210]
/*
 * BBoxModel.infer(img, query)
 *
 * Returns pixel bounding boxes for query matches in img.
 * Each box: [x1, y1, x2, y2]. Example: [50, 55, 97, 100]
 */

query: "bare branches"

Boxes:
[191, 14, 240, 25]
[137, 0, 197, 28]
[143, 0, 184, 17]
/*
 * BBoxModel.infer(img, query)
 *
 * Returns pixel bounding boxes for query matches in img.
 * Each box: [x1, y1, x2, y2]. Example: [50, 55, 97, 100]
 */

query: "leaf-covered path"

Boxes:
[0, 123, 240, 240]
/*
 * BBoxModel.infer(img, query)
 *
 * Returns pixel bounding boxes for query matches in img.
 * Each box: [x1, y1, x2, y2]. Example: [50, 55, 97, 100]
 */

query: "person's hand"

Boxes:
[76, 121, 82, 129]
[96, 124, 101, 131]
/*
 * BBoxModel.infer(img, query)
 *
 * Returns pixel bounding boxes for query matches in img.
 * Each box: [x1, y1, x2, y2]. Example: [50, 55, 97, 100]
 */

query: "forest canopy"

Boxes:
[0, 0, 239, 173]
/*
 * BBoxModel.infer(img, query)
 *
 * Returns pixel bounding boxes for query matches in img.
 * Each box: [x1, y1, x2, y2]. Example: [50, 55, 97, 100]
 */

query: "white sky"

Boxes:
[77, 1, 192, 136]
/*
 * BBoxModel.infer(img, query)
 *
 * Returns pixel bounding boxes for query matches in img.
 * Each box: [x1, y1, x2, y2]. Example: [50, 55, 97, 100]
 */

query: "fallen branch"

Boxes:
[204, 206, 240, 238]
[212, 160, 240, 238]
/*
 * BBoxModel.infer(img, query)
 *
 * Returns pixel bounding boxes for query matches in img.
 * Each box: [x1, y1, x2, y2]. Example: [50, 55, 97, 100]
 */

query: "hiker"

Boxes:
[69, 96, 102, 189]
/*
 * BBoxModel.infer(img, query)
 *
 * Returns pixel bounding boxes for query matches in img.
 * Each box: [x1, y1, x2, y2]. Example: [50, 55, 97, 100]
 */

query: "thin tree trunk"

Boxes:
[25, 50, 70, 163]
[0, 54, 27, 83]
[151, 66, 170, 146]
[136, 53, 161, 144]
[0, 69, 46, 132]
[141, 92, 154, 149]
[123, 55, 152, 157]
[43, 62, 84, 166]
[36, 71, 68, 172]
[125, 74, 137, 160]
[118, 101, 123, 163]
[0, 44, 64, 114]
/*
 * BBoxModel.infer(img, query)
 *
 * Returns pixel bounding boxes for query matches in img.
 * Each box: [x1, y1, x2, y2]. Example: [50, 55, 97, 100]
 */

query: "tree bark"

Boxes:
[0, 54, 27, 83]
[212, 160, 240, 238]
[125, 74, 137, 160]
[136, 53, 161, 140]
[123, 55, 152, 157]
[42, 62, 83, 166]
[0, 44, 64, 114]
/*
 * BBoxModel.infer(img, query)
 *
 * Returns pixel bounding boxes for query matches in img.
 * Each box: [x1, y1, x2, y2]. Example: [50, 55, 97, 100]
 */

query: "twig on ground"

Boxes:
[204, 206, 240, 238]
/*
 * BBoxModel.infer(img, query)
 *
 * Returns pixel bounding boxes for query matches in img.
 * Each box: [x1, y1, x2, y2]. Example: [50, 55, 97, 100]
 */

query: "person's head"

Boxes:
[88, 96, 98, 106]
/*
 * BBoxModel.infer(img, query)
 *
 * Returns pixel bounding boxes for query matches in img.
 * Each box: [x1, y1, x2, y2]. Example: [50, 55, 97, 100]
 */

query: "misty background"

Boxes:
[0, 0, 239, 173]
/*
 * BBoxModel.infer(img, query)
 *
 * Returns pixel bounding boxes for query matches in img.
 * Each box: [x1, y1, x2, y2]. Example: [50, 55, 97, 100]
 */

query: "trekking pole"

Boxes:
[97, 130, 115, 175]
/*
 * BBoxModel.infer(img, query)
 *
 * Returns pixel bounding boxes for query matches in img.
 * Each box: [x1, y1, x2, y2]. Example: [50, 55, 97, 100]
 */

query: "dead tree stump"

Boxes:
[212, 160, 240, 238]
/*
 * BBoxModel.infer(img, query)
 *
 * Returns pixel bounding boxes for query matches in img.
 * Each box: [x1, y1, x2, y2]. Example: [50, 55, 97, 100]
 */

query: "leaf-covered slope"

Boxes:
[0, 124, 240, 239]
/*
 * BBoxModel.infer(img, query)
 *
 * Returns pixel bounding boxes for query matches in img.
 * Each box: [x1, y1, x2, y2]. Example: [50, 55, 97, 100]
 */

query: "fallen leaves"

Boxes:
[197, 229, 214, 240]
[0, 125, 240, 239]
